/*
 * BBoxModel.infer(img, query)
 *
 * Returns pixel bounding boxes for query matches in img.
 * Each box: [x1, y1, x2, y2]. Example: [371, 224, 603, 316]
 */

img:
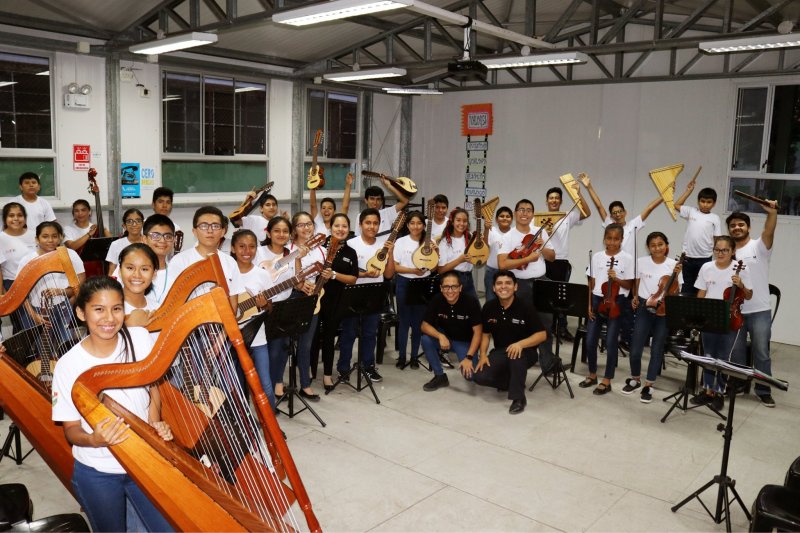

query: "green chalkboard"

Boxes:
[162, 160, 268, 193]
[0, 158, 55, 197]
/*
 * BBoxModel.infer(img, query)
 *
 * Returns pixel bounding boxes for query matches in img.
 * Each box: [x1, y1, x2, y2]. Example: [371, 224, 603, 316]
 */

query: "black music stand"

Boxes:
[327, 283, 384, 404]
[398, 276, 445, 371]
[79, 237, 115, 263]
[661, 295, 729, 423]
[671, 354, 788, 532]
[265, 296, 325, 427]
[0, 329, 35, 466]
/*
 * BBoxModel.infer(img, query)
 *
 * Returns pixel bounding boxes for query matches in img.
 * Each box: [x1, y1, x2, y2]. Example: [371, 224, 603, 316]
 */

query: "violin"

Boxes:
[646, 253, 686, 316]
[597, 257, 621, 319]
[507, 218, 551, 270]
[723, 260, 746, 331]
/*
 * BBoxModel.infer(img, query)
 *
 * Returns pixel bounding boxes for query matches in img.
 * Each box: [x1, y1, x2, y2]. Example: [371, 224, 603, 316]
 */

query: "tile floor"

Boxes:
[2, 333, 799, 532]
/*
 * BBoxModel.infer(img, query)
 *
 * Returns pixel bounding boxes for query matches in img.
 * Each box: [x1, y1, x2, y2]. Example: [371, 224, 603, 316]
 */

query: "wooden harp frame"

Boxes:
[534, 212, 565, 234]
[649, 163, 684, 221]
[558, 174, 589, 217]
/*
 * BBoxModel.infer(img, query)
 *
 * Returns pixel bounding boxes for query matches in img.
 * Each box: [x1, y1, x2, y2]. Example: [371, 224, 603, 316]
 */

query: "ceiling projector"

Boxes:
[447, 60, 487, 81]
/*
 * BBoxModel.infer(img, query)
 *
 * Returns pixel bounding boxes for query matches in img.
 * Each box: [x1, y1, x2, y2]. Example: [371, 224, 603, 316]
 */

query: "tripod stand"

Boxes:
[266, 296, 326, 427]
[661, 295, 729, 423]
[1, 424, 33, 465]
[327, 283, 384, 404]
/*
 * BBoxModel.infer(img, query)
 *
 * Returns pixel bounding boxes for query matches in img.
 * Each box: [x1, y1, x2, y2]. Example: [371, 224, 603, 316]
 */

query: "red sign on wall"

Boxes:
[461, 103, 493, 136]
[73, 144, 90, 171]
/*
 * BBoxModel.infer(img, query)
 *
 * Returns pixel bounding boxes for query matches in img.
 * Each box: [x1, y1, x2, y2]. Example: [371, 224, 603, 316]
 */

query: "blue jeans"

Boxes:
[337, 312, 380, 372]
[250, 343, 276, 410]
[268, 337, 289, 388]
[701, 331, 737, 393]
[421, 334, 470, 376]
[395, 275, 426, 361]
[484, 266, 498, 302]
[629, 306, 668, 383]
[585, 294, 625, 379]
[681, 256, 711, 296]
[619, 294, 634, 345]
[72, 460, 173, 532]
[731, 310, 772, 396]
[295, 314, 318, 388]
[457, 271, 478, 300]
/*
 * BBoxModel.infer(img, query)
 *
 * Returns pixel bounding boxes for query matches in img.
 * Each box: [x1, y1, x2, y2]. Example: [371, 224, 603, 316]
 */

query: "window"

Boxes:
[727, 83, 800, 216]
[306, 89, 359, 190]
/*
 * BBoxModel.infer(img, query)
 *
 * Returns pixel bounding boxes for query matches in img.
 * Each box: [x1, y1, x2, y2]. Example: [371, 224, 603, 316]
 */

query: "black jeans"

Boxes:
[473, 347, 537, 401]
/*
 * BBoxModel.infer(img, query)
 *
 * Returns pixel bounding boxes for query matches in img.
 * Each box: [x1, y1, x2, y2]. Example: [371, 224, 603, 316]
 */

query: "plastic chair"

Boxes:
[785, 455, 800, 492]
[0, 484, 33, 530]
[9, 514, 90, 532]
[749, 484, 800, 532]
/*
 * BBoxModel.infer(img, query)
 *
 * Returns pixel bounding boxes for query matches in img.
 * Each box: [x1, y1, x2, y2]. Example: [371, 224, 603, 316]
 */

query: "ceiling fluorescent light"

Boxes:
[382, 87, 442, 94]
[36, 70, 49, 76]
[273, 0, 410, 26]
[699, 33, 800, 53]
[480, 51, 588, 69]
[0, 81, 18, 88]
[162, 95, 182, 102]
[234, 86, 264, 93]
[130, 32, 217, 55]
[324, 67, 406, 81]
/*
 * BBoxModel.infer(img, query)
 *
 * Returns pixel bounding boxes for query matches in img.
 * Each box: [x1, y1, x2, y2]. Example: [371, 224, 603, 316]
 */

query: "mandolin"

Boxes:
[81, 168, 107, 278]
[228, 181, 275, 222]
[362, 170, 418, 197]
[646, 253, 685, 316]
[724, 260, 746, 331]
[597, 257, 621, 319]
[238, 262, 323, 323]
[306, 130, 325, 190]
[412, 199, 439, 270]
[259, 233, 326, 281]
[466, 198, 489, 266]
[365, 211, 407, 276]
[312, 236, 341, 314]
[507, 218, 551, 270]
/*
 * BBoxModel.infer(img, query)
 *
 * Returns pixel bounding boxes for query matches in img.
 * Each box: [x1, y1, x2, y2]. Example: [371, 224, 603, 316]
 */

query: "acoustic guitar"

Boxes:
[238, 262, 323, 323]
[412, 199, 439, 270]
[228, 181, 275, 222]
[362, 170, 418, 197]
[259, 233, 326, 281]
[312, 237, 342, 314]
[306, 130, 325, 190]
[466, 198, 490, 267]
[365, 211, 407, 276]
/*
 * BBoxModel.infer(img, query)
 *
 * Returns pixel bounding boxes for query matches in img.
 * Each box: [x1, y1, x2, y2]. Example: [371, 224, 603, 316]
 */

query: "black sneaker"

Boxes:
[395, 358, 406, 369]
[711, 394, 724, 412]
[621, 378, 641, 395]
[640, 385, 653, 403]
[410, 358, 420, 369]
[423, 373, 449, 392]
[690, 393, 713, 406]
[337, 370, 351, 383]
[365, 367, 383, 382]
[759, 394, 776, 408]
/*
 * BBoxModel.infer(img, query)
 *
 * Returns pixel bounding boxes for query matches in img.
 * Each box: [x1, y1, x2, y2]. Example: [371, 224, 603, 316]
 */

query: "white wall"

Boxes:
[409, 80, 799, 345]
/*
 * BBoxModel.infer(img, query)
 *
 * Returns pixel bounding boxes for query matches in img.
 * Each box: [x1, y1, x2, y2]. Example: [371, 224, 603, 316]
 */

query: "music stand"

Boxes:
[327, 283, 385, 404]
[661, 295, 729, 423]
[671, 354, 788, 532]
[398, 276, 445, 371]
[264, 296, 325, 427]
[79, 237, 115, 263]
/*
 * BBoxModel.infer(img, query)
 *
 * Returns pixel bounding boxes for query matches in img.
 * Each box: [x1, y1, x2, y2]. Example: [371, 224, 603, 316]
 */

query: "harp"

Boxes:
[533, 212, 565, 235]
[71, 288, 320, 532]
[0, 247, 83, 492]
[479, 196, 500, 222]
[648, 163, 684, 221]
[559, 174, 589, 217]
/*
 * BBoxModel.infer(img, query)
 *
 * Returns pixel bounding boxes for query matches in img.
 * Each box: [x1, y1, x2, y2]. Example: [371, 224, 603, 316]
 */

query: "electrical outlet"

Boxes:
[120, 69, 134, 82]
[139, 87, 150, 98]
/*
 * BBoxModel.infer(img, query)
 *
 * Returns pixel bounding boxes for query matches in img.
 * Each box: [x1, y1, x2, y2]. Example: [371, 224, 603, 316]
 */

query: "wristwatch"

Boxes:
[332, 271, 337, 280]
[465, 354, 474, 361]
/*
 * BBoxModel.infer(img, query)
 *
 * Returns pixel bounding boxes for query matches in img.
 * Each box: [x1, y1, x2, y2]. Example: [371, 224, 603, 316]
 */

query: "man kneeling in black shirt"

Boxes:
[466, 270, 548, 414]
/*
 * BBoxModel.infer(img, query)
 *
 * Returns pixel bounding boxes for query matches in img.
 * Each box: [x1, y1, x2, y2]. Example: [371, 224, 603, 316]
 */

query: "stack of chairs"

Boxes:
[749, 455, 800, 532]
[0, 483, 88, 532]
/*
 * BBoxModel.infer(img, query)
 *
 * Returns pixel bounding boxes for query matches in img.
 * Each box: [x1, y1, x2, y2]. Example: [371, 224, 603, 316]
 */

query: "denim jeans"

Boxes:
[268, 336, 289, 388]
[484, 266, 498, 302]
[295, 314, 318, 388]
[585, 294, 625, 379]
[681, 256, 711, 296]
[455, 271, 477, 300]
[619, 294, 634, 345]
[421, 334, 470, 376]
[629, 306, 668, 383]
[731, 309, 773, 396]
[337, 312, 380, 373]
[250, 343, 276, 410]
[72, 460, 173, 533]
[395, 275, 426, 361]
[701, 331, 737, 393]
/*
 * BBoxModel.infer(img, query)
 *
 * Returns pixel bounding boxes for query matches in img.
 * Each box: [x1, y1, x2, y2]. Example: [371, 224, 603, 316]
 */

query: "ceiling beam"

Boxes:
[739, 0, 795, 32]
[0, 11, 114, 39]
[545, 0, 584, 41]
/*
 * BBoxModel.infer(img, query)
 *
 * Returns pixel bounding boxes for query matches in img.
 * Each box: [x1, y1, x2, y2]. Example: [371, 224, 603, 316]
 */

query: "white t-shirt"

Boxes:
[289, 240, 326, 283]
[636, 256, 681, 299]
[312, 213, 330, 237]
[105, 237, 135, 265]
[0, 230, 36, 280]
[393, 235, 430, 279]
[590, 250, 634, 297]
[438, 234, 472, 273]
[680, 206, 722, 258]
[52, 327, 154, 474]
[63, 223, 92, 244]
[165, 247, 243, 298]
[486, 227, 509, 270]
[17, 248, 85, 307]
[498, 225, 553, 279]
[548, 209, 582, 260]
[430, 219, 447, 242]
[238, 267, 272, 346]
[355, 206, 399, 244]
[695, 260, 752, 301]
[735, 238, 771, 314]
[255, 246, 294, 302]
[348, 235, 385, 285]
[241, 215, 270, 242]
[602, 215, 645, 258]
[14, 195, 56, 229]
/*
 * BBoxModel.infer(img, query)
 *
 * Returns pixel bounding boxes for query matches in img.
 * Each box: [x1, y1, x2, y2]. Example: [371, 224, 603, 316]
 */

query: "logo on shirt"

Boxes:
[487, 318, 498, 324]
[511, 318, 526, 325]
[52, 391, 58, 406]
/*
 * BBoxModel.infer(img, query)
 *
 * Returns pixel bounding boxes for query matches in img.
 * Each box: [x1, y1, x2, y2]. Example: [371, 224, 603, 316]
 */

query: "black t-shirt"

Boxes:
[481, 297, 545, 349]
[320, 244, 359, 310]
[422, 293, 482, 342]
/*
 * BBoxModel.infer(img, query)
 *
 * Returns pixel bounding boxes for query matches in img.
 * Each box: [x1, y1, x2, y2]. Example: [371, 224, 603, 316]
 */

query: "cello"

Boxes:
[724, 260, 747, 331]
[81, 168, 108, 277]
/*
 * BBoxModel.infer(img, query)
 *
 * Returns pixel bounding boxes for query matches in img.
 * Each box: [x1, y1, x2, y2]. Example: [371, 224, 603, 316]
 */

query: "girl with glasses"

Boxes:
[105, 208, 145, 275]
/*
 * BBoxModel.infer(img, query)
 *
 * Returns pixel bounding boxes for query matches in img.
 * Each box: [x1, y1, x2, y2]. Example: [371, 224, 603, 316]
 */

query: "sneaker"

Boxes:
[337, 370, 351, 383]
[395, 357, 406, 369]
[410, 358, 420, 369]
[690, 393, 713, 406]
[423, 373, 449, 392]
[621, 378, 641, 395]
[640, 385, 653, 403]
[365, 367, 383, 382]
[711, 394, 724, 412]
[759, 394, 776, 408]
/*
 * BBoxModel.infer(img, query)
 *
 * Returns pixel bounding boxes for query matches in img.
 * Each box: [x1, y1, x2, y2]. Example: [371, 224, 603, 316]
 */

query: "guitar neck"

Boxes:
[238, 273, 303, 314]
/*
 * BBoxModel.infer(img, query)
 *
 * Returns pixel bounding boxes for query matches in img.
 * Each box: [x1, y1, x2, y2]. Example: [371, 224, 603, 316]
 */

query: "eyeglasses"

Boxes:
[713, 248, 732, 253]
[147, 231, 175, 242]
[196, 222, 223, 231]
[515, 208, 533, 214]
[124, 219, 143, 226]
[441, 285, 462, 291]
[295, 222, 314, 229]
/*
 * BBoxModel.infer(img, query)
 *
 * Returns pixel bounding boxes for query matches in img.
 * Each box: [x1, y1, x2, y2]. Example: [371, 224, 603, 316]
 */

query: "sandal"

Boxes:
[578, 376, 598, 388]
[593, 382, 612, 395]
